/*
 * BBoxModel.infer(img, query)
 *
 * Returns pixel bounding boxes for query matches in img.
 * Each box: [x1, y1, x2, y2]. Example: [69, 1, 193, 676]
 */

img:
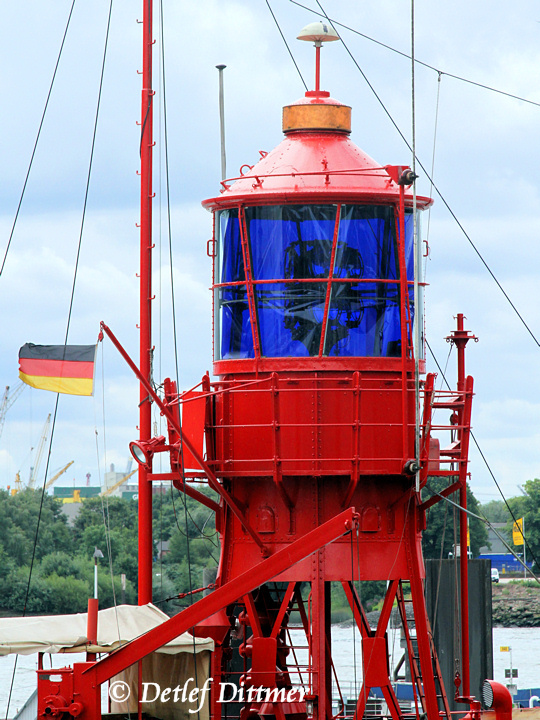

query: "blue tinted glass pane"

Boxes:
[219, 286, 254, 359]
[325, 282, 403, 357]
[255, 282, 326, 357]
[217, 204, 414, 360]
[246, 205, 337, 281]
[220, 209, 244, 283]
[335, 205, 397, 280]
[404, 210, 414, 280]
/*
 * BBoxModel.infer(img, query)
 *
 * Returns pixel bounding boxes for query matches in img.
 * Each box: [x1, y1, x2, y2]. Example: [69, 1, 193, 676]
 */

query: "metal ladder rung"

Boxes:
[440, 441, 461, 457]
[431, 399, 464, 410]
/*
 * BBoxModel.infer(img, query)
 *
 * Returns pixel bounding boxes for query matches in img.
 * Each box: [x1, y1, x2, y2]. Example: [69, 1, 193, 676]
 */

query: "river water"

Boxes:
[1, 627, 539, 715]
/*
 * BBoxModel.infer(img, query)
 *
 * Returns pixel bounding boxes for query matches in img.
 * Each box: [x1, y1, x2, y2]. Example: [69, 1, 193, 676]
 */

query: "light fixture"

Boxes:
[130, 442, 148, 466]
[93, 547, 103, 600]
[482, 679, 512, 719]
[129, 435, 167, 470]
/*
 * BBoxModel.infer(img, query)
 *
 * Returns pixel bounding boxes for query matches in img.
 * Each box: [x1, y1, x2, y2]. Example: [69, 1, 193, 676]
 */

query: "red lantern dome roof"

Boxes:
[203, 89, 432, 211]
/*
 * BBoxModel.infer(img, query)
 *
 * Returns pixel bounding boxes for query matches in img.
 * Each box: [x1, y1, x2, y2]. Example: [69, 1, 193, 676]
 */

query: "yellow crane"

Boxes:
[28, 414, 51, 489]
[45, 461, 75, 491]
[100, 469, 137, 497]
[10, 472, 23, 496]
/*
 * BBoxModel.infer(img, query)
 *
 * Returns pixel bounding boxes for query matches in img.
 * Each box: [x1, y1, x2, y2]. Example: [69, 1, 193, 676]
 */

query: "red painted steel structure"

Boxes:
[36, 9, 482, 720]
[138, 0, 154, 606]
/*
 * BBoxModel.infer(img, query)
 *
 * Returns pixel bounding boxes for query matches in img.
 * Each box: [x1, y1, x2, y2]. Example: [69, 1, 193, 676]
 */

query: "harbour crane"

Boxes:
[99, 469, 137, 498]
[10, 472, 23, 496]
[0, 382, 24, 444]
[44, 461, 75, 491]
[27, 414, 51, 489]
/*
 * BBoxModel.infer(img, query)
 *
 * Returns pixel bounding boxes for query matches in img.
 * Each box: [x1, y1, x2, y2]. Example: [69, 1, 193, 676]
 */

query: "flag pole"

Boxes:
[523, 517, 526, 578]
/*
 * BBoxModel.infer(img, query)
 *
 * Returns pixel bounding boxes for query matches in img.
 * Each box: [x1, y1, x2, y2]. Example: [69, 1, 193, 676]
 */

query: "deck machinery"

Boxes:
[37, 19, 500, 720]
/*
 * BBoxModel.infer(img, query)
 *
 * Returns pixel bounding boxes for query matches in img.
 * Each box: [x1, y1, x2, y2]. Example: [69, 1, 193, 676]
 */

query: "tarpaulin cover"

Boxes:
[0, 603, 213, 655]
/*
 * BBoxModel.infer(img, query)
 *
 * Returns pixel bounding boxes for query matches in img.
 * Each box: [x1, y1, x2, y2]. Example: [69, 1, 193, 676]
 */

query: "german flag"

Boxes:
[18, 344, 97, 396]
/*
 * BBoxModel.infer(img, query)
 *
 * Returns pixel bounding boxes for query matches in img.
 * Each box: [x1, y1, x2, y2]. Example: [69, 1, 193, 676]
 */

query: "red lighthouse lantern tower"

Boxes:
[191, 22, 474, 720]
[37, 21, 478, 720]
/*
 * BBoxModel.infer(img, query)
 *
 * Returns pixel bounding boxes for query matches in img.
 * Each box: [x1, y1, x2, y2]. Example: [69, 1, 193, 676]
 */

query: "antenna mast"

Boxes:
[216, 64, 227, 182]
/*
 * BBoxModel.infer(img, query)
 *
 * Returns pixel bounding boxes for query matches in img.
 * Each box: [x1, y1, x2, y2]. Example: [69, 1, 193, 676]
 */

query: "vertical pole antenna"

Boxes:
[216, 64, 227, 182]
[315, 43, 321, 91]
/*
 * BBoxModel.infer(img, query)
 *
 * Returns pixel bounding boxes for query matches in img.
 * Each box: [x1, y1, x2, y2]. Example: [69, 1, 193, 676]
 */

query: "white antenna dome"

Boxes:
[297, 21, 339, 45]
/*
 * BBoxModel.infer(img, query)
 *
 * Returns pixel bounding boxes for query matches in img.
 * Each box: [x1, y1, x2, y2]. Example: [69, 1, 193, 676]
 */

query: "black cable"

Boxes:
[424, 484, 540, 584]
[169, 488, 219, 563]
[187, 506, 220, 547]
[4, 398, 59, 720]
[266, 0, 308, 92]
[290, 1, 540, 109]
[0, 0, 77, 279]
[5, 4, 114, 716]
[160, 474, 164, 602]
[158, 0, 198, 599]
[158, 6, 200, 713]
[349, 531, 358, 699]
[310, 1, 540, 351]
[429, 187, 540, 349]
[426, 338, 540, 571]
[65, 0, 114, 337]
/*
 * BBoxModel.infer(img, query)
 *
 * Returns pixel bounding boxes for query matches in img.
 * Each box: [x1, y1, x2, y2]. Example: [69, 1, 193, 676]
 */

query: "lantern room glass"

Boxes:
[215, 204, 421, 360]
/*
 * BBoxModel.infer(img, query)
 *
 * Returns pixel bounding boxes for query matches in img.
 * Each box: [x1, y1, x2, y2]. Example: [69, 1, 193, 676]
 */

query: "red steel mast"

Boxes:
[138, 0, 153, 605]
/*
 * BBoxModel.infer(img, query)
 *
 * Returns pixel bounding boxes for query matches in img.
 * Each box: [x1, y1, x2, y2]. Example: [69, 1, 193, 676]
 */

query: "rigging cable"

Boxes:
[424, 485, 540, 585]
[430, 499, 449, 635]
[410, 0, 421, 492]
[426, 338, 540, 572]
[4, 4, 115, 717]
[158, 4, 201, 711]
[424, 71, 442, 282]
[0, 0, 77, 279]
[4, 397, 59, 720]
[158, 0, 198, 602]
[312, 0, 540, 564]
[349, 531, 358, 701]
[265, 0, 309, 92]
[96, 339, 123, 644]
[156, 0, 164, 606]
[305, 2, 540, 351]
[289, 1, 540, 109]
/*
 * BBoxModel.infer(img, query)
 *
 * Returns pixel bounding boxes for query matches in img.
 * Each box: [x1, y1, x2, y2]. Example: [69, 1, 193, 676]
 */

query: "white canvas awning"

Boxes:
[0, 603, 213, 655]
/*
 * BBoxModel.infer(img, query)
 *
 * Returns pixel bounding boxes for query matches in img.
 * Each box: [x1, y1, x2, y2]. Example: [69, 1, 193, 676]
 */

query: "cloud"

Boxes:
[1, 0, 539, 505]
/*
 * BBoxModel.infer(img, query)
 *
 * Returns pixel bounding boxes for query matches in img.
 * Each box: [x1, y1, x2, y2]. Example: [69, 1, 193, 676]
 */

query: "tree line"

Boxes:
[0, 486, 218, 615]
[1, 477, 536, 617]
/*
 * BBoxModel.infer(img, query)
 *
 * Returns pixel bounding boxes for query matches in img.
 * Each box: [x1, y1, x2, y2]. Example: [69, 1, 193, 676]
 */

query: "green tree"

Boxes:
[44, 574, 90, 614]
[73, 496, 138, 543]
[480, 499, 511, 524]
[507, 478, 540, 569]
[0, 492, 140, 614]
[422, 478, 489, 559]
[153, 486, 218, 542]
[73, 496, 139, 585]
[154, 486, 219, 608]
[0, 488, 71, 565]
[0, 565, 52, 614]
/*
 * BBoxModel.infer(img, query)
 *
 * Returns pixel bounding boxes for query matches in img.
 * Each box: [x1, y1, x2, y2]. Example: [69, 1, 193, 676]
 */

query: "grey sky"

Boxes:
[1, 1, 539, 503]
